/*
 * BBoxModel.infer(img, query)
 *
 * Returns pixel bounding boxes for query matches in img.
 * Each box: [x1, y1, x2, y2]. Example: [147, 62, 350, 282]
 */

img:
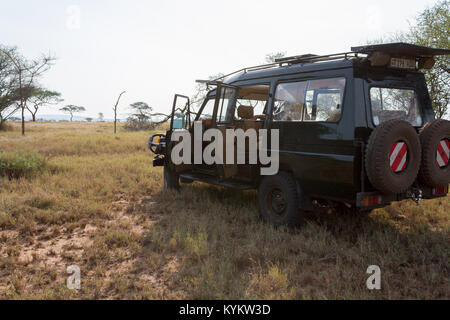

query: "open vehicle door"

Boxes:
[148, 94, 191, 168]
[170, 94, 192, 130]
[191, 81, 239, 177]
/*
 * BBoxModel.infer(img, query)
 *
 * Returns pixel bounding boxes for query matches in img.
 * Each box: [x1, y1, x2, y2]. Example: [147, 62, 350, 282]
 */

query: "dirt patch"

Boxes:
[0, 224, 95, 268]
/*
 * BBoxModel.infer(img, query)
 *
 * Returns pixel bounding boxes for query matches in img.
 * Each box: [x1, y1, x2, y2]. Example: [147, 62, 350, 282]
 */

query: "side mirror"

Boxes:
[148, 133, 165, 153]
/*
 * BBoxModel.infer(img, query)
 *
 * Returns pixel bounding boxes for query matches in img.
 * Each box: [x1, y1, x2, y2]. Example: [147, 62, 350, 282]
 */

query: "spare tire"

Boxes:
[365, 119, 421, 194]
[418, 119, 450, 187]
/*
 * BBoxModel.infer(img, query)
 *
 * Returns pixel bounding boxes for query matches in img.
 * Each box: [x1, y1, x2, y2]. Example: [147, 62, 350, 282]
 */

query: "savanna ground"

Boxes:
[0, 121, 448, 299]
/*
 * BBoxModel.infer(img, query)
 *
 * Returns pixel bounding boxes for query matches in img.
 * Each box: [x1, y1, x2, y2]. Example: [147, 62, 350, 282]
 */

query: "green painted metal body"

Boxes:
[158, 58, 436, 206]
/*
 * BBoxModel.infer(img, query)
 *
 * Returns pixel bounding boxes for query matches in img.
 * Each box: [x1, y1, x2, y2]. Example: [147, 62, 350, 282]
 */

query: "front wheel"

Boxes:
[257, 172, 304, 227]
[164, 165, 179, 190]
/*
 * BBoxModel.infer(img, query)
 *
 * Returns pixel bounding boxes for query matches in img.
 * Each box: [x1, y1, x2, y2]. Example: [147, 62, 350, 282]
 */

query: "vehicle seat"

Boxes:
[201, 118, 213, 128]
[237, 105, 254, 120]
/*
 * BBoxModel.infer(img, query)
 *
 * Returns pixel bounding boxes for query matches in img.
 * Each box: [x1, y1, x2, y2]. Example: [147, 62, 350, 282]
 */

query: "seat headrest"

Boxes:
[237, 105, 254, 119]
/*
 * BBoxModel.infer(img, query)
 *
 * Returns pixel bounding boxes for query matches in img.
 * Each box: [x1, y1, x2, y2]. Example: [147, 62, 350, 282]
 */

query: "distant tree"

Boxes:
[0, 46, 55, 135]
[27, 88, 62, 121]
[98, 112, 104, 121]
[129, 101, 153, 121]
[124, 101, 155, 131]
[409, 0, 449, 118]
[113, 91, 125, 134]
[0, 47, 18, 126]
[191, 73, 224, 113]
[369, 1, 449, 118]
[60, 105, 85, 121]
[265, 52, 287, 63]
[85, 117, 93, 122]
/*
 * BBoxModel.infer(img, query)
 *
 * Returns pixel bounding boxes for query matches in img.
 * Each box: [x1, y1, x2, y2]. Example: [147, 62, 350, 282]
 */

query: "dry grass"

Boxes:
[0, 121, 448, 299]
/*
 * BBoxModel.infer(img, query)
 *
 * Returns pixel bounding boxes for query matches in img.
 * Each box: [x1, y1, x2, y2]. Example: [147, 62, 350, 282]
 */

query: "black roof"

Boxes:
[211, 43, 450, 86]
[225, 59, 354, 84]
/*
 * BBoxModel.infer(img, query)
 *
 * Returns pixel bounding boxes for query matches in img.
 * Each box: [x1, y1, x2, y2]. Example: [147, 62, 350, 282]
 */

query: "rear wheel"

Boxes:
[418, 119, 450, 187]
[365, 119, 421, 194]
[257, 172, 304, 227]
[163, 165, 179, 190]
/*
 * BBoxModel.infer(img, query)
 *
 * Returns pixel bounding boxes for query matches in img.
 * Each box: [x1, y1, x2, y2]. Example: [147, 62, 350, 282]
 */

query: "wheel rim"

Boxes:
[389, 141, 408, 173]
[266, 188, 287, 216]
[436, 138, 450, 168]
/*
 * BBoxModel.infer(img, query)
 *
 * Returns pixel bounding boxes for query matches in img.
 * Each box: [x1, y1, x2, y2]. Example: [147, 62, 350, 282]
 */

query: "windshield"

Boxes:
[370, 87, 422, 126]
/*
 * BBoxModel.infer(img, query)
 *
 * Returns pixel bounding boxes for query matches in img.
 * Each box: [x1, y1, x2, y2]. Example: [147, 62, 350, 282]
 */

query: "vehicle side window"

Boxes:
[216, 88, 237, 123]
[273, 77, 345, 122]
[304, 78, 346, 122]
[198, 97, 215, 120]
[273, 81, 307, 121]
[235, 84, 270, 120]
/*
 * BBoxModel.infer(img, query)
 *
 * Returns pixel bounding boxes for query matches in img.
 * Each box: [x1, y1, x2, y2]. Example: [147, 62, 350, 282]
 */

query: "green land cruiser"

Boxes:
[149, 43, 450, 227]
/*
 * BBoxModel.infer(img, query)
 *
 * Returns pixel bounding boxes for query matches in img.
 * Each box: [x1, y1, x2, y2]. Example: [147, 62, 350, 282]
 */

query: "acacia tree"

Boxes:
[27, 88, 62, 121]
[98, 112, 104, 121]
[113, 91, 125, 134]
[0, 47, 19, 126]
[265, 51, 287, 63]
[191, 73, 224, 114]
[408, 0, 449, 118]
[129, 101, 153, 121]
[60, 105, 86, 121]
[371, 1, 449, 118]
[124, 101, 155, 131]
[0, 46, 55, 135]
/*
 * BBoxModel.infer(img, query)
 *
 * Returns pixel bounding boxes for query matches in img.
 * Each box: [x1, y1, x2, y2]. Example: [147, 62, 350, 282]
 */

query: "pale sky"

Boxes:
[0, 0, 440, 119]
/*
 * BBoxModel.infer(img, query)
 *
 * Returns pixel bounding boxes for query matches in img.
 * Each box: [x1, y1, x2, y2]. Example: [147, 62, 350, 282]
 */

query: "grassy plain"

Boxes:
[0, 121, 448, 299]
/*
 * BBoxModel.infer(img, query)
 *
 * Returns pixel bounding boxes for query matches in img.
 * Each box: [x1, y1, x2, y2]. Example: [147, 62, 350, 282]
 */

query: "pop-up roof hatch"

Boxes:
[351, 42, 450, 70]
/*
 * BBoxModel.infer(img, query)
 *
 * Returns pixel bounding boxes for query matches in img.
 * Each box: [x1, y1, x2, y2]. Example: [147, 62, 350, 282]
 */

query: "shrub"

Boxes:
[123, 119, 157, 131]
[0, 151, 48, 179]
[0, 121, 14, 131]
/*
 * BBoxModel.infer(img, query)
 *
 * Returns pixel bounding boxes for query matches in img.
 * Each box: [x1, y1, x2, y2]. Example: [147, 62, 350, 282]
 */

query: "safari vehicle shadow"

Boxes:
[130, 183, 449, 299]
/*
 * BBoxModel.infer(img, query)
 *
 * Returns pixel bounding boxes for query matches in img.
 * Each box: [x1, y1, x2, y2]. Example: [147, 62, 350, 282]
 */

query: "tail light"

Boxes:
[361, 195, 382, 207]
[432, 186, 448, 196]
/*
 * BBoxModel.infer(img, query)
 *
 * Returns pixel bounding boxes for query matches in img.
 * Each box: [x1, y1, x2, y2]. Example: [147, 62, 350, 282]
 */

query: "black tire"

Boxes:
[418, 119, 450, 187]
[365, 119, 421, 194]
[164, 165, 179, 190]
[257, 172, 304, 227]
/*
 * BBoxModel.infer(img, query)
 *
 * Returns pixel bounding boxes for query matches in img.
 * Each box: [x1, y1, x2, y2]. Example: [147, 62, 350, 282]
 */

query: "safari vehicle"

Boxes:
[149, 43, 450, 226]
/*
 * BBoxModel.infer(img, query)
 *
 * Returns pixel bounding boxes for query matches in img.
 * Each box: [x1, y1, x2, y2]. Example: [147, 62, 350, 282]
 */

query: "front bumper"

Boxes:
[153, 156, 165, 167]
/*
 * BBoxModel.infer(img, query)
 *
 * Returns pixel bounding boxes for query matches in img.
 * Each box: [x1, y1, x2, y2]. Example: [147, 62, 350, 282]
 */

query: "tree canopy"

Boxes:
[409, 0, 449, 118]
[60, 105, 86, 121]
[371, 1, 449, 118]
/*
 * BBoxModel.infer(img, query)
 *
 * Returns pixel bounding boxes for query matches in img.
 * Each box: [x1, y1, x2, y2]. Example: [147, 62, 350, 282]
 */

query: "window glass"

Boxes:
[370, 87, 422, 126]
[198, 97, 215, 120]
[216, 87, 237, 123]
[235, 85, 270, 120]
[273, 78, 345, 122]
[172, 96, 191, 129]
[304, 78, 345, 122]
[273, 81, 307, 121]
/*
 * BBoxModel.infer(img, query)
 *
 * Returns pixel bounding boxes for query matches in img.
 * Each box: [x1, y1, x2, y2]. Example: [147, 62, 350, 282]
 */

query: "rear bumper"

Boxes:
[356, 185, 448, 209]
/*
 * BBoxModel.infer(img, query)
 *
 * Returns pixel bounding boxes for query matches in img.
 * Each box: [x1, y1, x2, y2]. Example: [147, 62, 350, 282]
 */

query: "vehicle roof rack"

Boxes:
[206, 43, 450, 84]
[209, 51, 364, 82]
[274, 52, 362, 64]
